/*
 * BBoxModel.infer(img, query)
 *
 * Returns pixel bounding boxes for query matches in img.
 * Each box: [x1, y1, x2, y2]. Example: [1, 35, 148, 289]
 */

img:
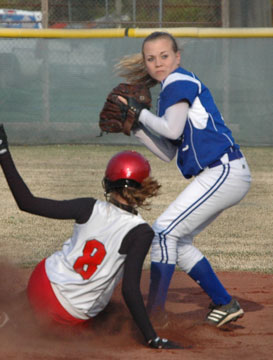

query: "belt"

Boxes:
[208, 149, 243, 169]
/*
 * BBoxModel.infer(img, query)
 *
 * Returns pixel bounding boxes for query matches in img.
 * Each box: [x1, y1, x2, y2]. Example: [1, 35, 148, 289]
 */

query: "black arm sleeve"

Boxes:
[0, 151, 95, 224]
[120, 223, 157, 342]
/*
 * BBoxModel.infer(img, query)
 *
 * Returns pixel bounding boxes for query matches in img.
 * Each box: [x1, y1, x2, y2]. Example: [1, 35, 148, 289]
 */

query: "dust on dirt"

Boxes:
[0, 261, 272, 360]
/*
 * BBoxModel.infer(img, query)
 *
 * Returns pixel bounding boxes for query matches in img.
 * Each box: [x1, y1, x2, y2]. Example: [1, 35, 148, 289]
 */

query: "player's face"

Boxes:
[143, 37, 181, 82]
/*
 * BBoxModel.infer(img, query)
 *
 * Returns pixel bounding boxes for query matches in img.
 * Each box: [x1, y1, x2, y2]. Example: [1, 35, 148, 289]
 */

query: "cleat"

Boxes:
[206, 298, 244, 327]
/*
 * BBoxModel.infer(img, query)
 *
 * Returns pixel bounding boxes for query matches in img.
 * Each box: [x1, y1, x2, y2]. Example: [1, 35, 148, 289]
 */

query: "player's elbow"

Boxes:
[15, 198, 35, 213]
[160, 154, 173, 162]
[165, 130, 180, 140]
[158, 146, 177, 162]
[17, 202, 31, 213]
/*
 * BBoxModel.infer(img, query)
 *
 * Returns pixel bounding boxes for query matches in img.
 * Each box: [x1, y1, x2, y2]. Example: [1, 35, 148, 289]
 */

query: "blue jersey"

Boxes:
[158, 67, 239, 179]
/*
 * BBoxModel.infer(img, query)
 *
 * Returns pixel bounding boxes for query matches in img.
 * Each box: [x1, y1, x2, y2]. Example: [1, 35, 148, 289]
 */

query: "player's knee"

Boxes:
[150, 233, 177, 264]
[177, 245, 204, 273]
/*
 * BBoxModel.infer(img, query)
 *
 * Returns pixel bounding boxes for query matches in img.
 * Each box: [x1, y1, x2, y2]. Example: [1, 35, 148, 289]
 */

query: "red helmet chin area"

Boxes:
[104, 151, 151, 190]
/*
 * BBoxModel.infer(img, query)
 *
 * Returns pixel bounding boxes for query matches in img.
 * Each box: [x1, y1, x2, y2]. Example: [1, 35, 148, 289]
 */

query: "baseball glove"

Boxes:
[99, 83, 152, 136]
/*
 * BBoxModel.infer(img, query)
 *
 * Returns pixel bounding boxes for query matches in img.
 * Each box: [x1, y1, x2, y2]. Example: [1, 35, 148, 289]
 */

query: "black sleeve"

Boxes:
[0, 151, 96, 224]
[120, 223, 157, 343]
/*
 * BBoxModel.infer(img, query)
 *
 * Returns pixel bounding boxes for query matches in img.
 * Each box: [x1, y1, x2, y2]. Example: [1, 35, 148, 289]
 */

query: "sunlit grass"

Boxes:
[0, 145, 272, 273]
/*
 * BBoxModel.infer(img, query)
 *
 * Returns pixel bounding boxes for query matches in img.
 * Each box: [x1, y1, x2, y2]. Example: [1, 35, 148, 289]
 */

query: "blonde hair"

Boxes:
[110, 176, 161, 210]
[115, 53, 157, 88]
[115, 31, 180, 87]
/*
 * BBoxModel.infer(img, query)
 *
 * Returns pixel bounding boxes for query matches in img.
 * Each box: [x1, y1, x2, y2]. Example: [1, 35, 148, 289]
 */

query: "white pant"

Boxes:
[151, 154, 252, 273]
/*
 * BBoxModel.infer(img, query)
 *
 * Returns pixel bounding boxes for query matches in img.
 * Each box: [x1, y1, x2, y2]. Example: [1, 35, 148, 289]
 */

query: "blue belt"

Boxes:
[208, 149, 243, 169]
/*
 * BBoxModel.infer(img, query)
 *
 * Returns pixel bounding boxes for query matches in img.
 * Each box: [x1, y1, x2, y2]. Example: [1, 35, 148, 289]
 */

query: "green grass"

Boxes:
[0, 145, 272, 273]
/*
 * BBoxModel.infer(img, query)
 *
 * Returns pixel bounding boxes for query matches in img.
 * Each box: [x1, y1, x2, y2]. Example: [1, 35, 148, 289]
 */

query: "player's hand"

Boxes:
[148, 336, 183, 349]
[0, 124, 8, 155]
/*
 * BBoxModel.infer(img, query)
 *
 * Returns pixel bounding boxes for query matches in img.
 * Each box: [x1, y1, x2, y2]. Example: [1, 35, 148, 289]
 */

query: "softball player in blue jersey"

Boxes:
[116, 31, 252, 327]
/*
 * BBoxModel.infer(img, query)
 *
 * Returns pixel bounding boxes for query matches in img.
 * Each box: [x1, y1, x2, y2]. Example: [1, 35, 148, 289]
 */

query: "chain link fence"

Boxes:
[46, 0, 223, 28]
[0, 1, 272, 146]
[0, 0, 221, 28]
[0, 0, 272, 29]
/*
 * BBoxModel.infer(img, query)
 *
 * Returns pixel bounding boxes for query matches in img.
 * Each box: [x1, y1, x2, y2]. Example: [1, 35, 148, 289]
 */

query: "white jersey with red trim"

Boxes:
[45, 200, 146, 318]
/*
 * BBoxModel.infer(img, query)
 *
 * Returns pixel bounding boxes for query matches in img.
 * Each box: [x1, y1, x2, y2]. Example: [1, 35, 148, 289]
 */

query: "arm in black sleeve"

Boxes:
[0, 151, 95, 223]
[120, 223, 157, 343]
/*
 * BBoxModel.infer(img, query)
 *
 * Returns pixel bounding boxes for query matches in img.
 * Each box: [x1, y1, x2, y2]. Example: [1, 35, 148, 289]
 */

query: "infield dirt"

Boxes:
[0, 263, 272, 360]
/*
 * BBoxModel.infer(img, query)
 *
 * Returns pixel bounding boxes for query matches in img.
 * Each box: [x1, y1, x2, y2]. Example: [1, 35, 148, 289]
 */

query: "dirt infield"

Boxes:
[0, 264, 272, 360]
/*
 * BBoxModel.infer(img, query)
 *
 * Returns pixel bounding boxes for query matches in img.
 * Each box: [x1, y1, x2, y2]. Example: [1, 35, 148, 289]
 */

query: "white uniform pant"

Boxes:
[151, 154, 252, 273]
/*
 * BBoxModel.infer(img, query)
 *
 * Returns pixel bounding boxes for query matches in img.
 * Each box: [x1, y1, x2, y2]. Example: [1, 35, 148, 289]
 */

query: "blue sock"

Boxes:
[188, 257, 232, 305]
[146, 262, 175, 313]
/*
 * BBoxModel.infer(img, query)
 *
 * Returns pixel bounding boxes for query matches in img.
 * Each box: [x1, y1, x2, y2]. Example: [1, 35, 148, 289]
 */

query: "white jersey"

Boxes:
[45, 200, 146, 319]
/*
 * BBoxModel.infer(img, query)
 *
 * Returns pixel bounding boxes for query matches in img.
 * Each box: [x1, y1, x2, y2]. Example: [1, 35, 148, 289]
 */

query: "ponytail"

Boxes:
[115, 53, 157, 88]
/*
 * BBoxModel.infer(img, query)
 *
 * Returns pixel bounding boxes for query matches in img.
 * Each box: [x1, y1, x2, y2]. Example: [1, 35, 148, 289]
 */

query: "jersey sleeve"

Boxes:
[0, 151, 95, 224]
[160, 77, 200, 115]
[120, 223, 157, 342]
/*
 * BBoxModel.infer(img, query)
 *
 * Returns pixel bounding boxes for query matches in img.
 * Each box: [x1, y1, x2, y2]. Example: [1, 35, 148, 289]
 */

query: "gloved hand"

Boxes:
[0, 124, 8, 155]
[148, 336, 183, 349]
[99, 83, 152, 136]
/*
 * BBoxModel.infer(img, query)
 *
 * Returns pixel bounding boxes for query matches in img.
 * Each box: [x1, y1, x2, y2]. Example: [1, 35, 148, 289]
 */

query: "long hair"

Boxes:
[115, 31, 180, 87]
[114, 53, 157, 88]
[109, 176, 161, 210]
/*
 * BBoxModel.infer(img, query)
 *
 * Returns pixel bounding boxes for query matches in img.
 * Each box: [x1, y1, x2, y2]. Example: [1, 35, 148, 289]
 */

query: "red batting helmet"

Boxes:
[103, 150, 151, 193]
